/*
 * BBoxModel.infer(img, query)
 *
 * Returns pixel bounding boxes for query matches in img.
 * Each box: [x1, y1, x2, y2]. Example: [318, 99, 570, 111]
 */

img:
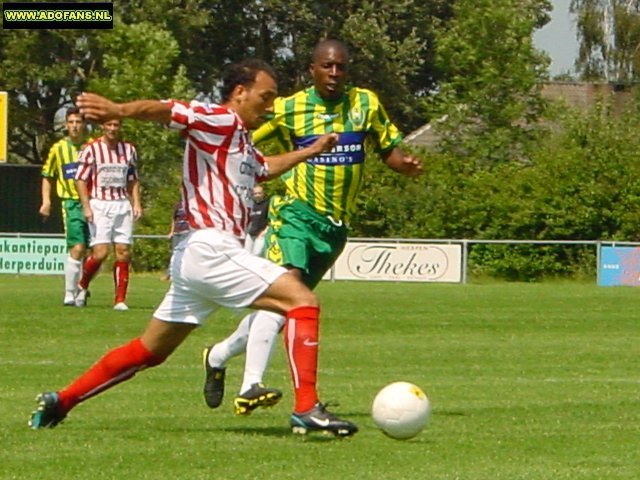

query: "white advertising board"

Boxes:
[331, 242, 462, 282]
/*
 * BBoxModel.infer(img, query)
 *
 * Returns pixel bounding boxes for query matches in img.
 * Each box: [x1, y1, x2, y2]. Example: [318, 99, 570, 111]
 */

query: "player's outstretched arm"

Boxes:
[384, 147, 424, 177]
[77, 93, 172, 124]
[264, 133, 338, 180]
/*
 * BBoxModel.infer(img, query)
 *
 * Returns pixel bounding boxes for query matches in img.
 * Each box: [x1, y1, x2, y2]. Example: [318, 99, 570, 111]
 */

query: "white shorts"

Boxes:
[89, 198, 133, 246]
[153, 228, 287, 325]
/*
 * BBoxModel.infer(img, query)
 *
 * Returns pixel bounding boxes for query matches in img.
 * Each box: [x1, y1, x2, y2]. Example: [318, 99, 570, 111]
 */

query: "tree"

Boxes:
[0, 1, 205, 164]
[571, 0, 640, 82]
[427, 0, 551, 165]
[0, 28, 101, 163]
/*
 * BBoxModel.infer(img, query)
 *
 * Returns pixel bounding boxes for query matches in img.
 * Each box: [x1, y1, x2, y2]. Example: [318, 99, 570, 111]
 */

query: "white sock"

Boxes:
[208, 312, 254, 368]
[65, 257, 83, 293]
[240, 310, 285, 393]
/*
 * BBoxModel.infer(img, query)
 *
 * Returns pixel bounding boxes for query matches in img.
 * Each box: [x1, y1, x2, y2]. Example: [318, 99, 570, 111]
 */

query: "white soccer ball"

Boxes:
[371, 381, 431, 440]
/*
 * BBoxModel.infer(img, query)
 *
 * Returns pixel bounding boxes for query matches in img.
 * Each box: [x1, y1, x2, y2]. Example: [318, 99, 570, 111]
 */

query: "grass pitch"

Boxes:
[0, 274, 638, 479]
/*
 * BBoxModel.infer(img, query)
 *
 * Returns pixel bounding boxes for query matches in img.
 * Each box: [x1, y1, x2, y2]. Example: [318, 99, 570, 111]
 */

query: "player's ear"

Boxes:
[231, 84, 248, 104]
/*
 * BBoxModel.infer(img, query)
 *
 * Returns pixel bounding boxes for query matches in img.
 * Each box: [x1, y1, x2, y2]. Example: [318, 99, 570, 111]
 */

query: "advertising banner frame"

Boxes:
[329, 241, 463, 283]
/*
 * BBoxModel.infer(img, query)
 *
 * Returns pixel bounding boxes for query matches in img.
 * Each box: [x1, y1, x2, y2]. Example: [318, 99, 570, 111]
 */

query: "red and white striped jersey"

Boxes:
[76, 137, 138, 201]
[167, 100, 268, 239]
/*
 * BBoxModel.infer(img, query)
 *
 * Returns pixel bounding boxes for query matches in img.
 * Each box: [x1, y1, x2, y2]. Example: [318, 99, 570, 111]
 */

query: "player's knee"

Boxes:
[115, 245, 131, 261]
[290, 286, 318, 308]
[92, 245, 109, 261]
[69, 244, 85, 259]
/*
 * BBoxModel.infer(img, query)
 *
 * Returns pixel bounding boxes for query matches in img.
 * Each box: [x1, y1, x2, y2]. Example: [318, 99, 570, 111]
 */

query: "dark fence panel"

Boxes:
[0, 165, 62, 233]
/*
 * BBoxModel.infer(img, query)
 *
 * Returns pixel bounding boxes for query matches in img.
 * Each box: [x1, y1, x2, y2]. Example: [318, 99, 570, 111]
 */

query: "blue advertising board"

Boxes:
[598, 246, 640, 286]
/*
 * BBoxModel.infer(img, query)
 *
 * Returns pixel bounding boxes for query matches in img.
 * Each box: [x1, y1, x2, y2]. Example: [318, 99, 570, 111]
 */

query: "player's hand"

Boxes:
[133, 205, 143, 220]
[38, 204, 51, 219]
[310, 133, 339, 155]
[77, 92, 122, 122]
[83, 206, 94, 224]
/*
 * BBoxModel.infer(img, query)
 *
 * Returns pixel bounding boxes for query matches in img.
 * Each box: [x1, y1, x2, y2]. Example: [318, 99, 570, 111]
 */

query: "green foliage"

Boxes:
[429, 0, 550, 165]
[469, 244, 597, 281]
[354, 98, 640, 280]
[0, 28, 100, 163]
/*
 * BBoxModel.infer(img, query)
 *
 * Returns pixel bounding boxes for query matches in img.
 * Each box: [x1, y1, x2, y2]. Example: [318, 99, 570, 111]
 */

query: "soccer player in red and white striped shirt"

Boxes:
[75, 119, 142, 310]
[29, 58, 357, 437]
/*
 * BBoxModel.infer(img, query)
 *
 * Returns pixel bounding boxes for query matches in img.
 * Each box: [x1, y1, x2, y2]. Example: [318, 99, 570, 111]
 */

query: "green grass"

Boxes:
[1, 274, 638, 479]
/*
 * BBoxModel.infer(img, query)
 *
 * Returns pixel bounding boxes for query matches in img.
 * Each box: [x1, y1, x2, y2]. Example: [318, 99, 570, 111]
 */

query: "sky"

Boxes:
[533, 0, 579, 76]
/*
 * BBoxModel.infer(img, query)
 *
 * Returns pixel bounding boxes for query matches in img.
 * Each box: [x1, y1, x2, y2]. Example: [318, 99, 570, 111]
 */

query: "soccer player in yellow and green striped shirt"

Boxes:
[39, 107, 90, 306]
[204, 39, 423, 434]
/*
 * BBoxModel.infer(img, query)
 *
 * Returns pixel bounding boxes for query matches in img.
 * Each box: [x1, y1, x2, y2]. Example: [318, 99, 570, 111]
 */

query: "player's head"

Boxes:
[65, 106, 85, 143]
[101, 119, 122, 144]
[221, 58, 278, 130]
[310, 39, 349, 101]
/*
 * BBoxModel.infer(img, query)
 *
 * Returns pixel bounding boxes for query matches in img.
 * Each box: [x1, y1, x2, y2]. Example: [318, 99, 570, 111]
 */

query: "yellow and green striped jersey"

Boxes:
[253, 86, 402, 222]
[41, 137, 85, 200]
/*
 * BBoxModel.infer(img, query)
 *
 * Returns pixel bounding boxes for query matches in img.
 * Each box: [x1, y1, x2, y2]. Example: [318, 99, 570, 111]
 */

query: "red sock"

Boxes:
[58, 338, 165, 413]
[79, 255, 101, 289]
[114, 261, 130, 304]
[283, 305, 320, 413]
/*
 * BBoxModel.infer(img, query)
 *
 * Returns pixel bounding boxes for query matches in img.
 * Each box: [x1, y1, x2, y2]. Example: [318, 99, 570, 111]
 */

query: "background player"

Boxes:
[244, 185, 270, 255]
[75, 119, 142, 310]
[203, 39, 423, 416]
[39, 106, 90, 306]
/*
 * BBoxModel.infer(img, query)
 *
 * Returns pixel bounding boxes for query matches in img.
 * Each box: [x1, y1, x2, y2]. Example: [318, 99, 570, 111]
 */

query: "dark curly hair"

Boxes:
[220, 58, 277, 102]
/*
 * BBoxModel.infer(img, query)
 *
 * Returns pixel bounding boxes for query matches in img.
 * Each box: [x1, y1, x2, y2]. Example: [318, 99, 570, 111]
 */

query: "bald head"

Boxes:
[312, 39, 349, 63]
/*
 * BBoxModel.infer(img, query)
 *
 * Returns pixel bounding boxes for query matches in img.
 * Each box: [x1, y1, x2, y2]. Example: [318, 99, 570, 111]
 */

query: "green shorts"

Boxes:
[62, 199, 90, 250]
[263, 196, 348, 289]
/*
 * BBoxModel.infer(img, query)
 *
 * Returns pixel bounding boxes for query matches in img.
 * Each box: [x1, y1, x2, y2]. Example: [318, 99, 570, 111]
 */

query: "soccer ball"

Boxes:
[371, 381, 431, 440]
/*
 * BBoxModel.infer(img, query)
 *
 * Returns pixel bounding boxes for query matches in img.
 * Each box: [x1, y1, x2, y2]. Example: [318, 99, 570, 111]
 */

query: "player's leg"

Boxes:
[208, 198, 350, 424]
[230, 275, 305, 414]
[62, 200, 87, 305]
[64, 245, 84, 305]
[251, 272, 357, 437]
[194, 227, 286, 410]
[113, 243, 131, 310]
[29, 236, 215, 430]
[191, 227, 344, 430]
[76, 242, 107, 306]
[229, 310, 285, 415]
[77, 200, 112, 306]
[203, 199, 296, 411]
[28, 318, 194, 429]
[254, 199, 354, 435]
[238, 310, 285, 395]
[112, 201, 134, 310]
[203, 312, 253, 408]
[194, 226, 354, 435]
[237, 198, 309, 402]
